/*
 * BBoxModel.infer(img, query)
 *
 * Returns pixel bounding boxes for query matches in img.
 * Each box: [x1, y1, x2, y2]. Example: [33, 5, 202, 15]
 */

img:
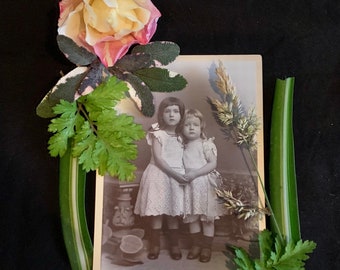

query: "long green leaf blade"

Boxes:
[269, 78, 301, 244]
[59, 144, 93, 270]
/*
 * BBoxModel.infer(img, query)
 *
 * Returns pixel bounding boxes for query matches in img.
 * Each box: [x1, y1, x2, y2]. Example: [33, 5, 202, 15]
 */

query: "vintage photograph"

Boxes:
[93, 55, 264, 270]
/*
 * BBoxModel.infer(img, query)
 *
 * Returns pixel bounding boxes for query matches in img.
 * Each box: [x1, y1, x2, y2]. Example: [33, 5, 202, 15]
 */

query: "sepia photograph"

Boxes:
[93, 55, 265, 270]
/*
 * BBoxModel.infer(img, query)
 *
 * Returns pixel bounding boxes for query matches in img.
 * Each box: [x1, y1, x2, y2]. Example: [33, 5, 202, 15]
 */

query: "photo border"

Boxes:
[93, 55, 264, 269]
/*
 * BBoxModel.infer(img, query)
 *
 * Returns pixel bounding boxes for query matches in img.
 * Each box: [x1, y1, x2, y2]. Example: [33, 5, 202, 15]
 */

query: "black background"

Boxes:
[1, 0, 340, 269]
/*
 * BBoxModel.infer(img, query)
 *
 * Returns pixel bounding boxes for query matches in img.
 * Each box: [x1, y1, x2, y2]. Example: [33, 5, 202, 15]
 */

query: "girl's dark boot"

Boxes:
[168, 229, 182, 260]
[147, 229, 161, 260]
[187, 232, 202, 259]
[199, 235, 213, 263]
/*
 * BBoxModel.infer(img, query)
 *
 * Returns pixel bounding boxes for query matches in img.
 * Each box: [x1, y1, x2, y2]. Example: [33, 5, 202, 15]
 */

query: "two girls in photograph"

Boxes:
[134, 97, 223, 263]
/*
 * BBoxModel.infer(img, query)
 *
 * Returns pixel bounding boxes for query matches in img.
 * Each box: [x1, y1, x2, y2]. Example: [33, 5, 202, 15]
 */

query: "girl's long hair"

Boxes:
[157, 97, 185, 134]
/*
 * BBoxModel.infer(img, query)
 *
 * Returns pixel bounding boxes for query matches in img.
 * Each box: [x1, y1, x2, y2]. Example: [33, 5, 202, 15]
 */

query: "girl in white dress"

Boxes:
[181, 108, 223, 263]
[134, 97, 186, 260]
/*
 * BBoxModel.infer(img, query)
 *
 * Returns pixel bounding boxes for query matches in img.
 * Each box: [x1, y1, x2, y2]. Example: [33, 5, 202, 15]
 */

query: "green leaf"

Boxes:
[113, 53, 154, 72]
[36, 67, 88, 118]
[57, 35, 97, 66]
[272, 240, 316, 270]
[269, 234, 285, 265]
[72, 121, 98, 172]
[131, 41, 180, 65]
[72, 108, 144, 180]
[73, 76, 145, 180]
[47, 100, 82, 157]
[104, 146, 138, 181]
[59, 145, 93, 270]
[232, 231, 316, 270]
[78, 62, 110, 96]
[97, 112, 145, 143]
[258, 230, 274, 266]
[269, 78, 300, 244]
[234, 247, 256, 270]
[123, 73, 155, 117]
[47, 75, 145, 180]
[78, 76, 128, 115]
[133, 67, 187, 92]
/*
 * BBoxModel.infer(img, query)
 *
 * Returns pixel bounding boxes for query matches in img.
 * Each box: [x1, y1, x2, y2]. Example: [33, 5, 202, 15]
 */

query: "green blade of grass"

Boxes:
[59, 142, 93, 270]
[269, 77, 301, 244]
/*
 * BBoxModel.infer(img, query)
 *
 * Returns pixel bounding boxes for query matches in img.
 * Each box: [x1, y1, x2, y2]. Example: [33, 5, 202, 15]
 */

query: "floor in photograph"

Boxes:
[100, 235, 257, 270]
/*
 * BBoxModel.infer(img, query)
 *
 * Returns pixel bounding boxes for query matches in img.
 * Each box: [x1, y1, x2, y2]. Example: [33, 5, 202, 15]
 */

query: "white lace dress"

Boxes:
[183, 138, 223, 222]
[134, 129, 185, 217]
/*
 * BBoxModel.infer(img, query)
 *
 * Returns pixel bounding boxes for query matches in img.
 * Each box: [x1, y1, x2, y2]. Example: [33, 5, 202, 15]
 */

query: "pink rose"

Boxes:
[58, 0, 161, 67]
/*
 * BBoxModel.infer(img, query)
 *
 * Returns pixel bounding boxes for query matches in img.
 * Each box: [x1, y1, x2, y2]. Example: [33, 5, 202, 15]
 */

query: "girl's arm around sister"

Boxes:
[184, 148, 217, 183]
[152, 136, 187, 184]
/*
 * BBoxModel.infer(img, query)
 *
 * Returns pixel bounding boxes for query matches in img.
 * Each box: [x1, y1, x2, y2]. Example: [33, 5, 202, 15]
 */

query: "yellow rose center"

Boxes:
[84, 0, 151, 39]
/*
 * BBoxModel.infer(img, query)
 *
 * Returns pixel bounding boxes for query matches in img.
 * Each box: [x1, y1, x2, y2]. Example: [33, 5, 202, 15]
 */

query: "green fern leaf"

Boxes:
[259, 230, 274, 265]
[272, 239, 316, 270]
[72, 121, 98, 172]
[234, 247, 256, 270]
[47, 100, 81, 157]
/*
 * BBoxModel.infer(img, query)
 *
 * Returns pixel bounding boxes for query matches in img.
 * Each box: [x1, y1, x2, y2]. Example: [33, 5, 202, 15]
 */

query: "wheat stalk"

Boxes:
[216, 187, 270, 220]
[209, 61, 259, 151]
[210, 61, 268, 221]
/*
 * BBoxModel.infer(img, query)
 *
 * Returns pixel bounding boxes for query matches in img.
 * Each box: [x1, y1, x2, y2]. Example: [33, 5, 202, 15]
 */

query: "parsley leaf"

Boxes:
[72, 121, 97, 171]
[234, 247, 255, 270]
[232, 230, 316, 270]
[270, 239, 317, 270]
[257, 229, 274, 268]
[48, 100, 83, 157]
[47, 76, 145, 181]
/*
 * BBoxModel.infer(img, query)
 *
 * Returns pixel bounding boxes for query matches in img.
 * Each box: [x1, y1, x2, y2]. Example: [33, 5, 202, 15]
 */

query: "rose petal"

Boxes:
[93, 35, 136, 67]
[133, 0, 161, 43]
[58, 0, 83, 26]
[58, 3, 85, 42]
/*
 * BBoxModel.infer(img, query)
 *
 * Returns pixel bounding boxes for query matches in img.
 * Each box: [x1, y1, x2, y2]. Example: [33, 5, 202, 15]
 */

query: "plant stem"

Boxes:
[77, 103, 98, 136]
[245, 147, 284, 244]
[269, 77, 301, 244]
[59, 142, 93, 270]
[230, 126, 284, 241]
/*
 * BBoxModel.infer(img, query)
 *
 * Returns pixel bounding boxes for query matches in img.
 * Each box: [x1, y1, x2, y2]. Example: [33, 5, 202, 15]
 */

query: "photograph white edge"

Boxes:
[92, 54, 265, 270]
